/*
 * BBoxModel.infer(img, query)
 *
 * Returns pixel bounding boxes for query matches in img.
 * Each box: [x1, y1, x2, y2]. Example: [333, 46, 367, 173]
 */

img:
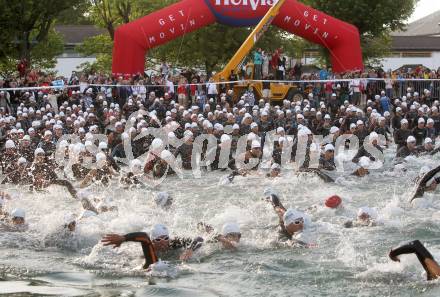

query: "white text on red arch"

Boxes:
[147, 7, 332, 46]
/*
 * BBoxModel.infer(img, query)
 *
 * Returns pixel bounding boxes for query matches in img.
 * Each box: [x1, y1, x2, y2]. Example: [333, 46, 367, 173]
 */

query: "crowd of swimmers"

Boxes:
[1, 83, 440, 280]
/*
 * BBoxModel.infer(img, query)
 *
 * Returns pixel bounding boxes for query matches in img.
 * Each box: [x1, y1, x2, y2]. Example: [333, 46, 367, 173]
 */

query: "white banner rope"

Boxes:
[0, 78, 438, 92]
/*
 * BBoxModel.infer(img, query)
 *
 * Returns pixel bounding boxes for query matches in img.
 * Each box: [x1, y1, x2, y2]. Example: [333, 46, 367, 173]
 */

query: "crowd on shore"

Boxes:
[0, 64, 440, 174]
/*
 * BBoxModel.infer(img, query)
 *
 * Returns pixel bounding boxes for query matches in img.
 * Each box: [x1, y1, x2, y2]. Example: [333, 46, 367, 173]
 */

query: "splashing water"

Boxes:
[2, 146, 440, 296]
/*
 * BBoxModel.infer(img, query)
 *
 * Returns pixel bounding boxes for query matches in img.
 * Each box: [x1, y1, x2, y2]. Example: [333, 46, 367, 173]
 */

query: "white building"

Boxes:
[54, 25, 106, 77]
[380, 10, 440, 71]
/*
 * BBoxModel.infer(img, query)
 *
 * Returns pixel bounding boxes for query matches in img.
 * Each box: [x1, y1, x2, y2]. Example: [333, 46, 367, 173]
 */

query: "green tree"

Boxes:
[29, 30, 65, 69]
[88, 0, 178, 40]
[76, 34, 113, 73]
[303, 0, 418, 65]
[57, 0, 92, 25]
[0, 0, 83, 71]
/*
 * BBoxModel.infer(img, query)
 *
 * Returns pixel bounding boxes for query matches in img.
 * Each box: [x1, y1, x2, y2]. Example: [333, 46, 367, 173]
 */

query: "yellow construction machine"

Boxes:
[212, 0, 300, 103]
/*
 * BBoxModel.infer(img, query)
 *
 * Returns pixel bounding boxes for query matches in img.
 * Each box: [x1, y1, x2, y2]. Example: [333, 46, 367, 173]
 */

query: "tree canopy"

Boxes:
[303, 0, 419, 66]
[0, 0, 85, 73]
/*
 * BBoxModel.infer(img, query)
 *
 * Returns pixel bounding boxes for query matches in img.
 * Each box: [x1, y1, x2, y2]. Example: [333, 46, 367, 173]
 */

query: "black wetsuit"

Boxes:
[152, 161, 176, 178]
[267, 194, 307, 246]
[19, 147, 34, 162]
[394, 129, 412, 151]
[352, 144, 383, 163]
[390, 240, 439, 280]
[92, 167, 112, 186]
[395, 146, 418, 159]
[72, 163, 91, 179]
[1, 166, 32, 185]
[28, 162, 77, 197]
[38, 141, 57, 157]
[319, 156, 336, 171]
[120, 173, 144, 187]
[0, 152, 18, 174]
[210, 145, 231, 171]
[272, 144, 282, 166]
[123, 232, 204, 269]
[174, 143, 193, 170]
[354, 129, 369, 146]
[413, 127, 427, 146]
[294, 140, 313, 169]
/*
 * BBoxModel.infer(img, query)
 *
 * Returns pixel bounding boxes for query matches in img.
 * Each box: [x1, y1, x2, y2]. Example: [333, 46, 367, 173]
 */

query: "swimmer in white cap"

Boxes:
[181, 220, 244, 261]
[319, 144, 336, 171]
[267, 163, 281, 178]
[343, 207, 377, 228]
[80, 152, 117, 188]
[102, 224, 204, 269]
[395, 136, 418, 159]
[0, 207, 28, 232]
[29, 148, 78, 198]
[120, 159, 147, 188]
[152, 149, 177, 178]
[352, 132, 383, 164]
[263, 189, 310, 246]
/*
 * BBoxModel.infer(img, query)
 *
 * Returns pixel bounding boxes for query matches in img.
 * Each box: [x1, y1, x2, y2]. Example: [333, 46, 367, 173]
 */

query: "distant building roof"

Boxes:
[55, 25, 106, 44]
[393, 10, 440, 37]
[392, 36, 440, 51]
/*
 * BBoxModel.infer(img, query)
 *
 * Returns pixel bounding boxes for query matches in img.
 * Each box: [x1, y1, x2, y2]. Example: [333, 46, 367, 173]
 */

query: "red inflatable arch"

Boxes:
[112, 0, 363, 75]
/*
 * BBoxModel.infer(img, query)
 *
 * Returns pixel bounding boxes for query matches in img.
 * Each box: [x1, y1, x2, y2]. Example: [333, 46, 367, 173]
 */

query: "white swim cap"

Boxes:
[283, 209, 304, 226]
[330, 127, 339, 134]
[11, 208, 25, 219]
[130, 159, 143, 174]
[160, 150, 173, 161]
[99, 142, 108, 150]
[324, 144, 335, 152]
[369, 132, 379, 141]
[5, 140, 15, 149]
[359, 156, 370, 168]
[357, 207, 373, 218]
[222, 222, 241, 236]
[407, 136, 416, 143]
[150, 224, 169, 240]
[34, 148, 45, 156]
[251, 140, 261, 149]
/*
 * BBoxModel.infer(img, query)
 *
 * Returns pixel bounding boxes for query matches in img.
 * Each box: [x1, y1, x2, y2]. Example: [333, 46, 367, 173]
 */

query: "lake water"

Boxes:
[1, 147, 440, 296]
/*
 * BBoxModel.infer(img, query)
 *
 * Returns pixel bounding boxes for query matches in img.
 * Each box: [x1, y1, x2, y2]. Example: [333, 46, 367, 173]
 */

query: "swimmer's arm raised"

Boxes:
[389, 240, 440, 280]
[102, 232, 158, 268]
